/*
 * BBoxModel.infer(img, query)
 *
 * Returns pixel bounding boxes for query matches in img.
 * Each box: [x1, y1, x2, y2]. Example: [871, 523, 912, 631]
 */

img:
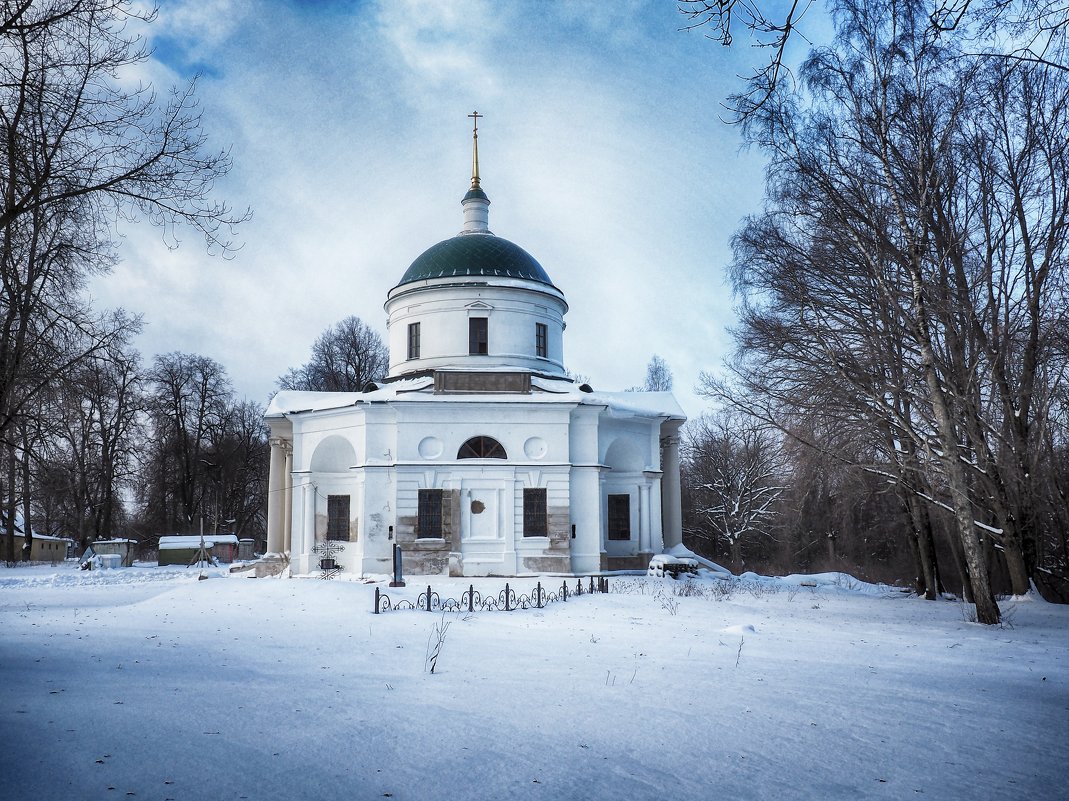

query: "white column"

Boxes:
[266, 437, 287, 556]
[660, 432, 683, 550]
[639, 483, 652, 553]
[283, 444, 293, 555]
[303, 482, 315, 551]
[510, 476, 523, 573]
[569, 408, 604, 573]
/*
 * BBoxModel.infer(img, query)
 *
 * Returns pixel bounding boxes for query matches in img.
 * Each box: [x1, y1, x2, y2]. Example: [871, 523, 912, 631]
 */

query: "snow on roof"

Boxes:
[266, 376, 685, 420]
[266, 389, 368, 417]
[7, 511, 73, 541]
[158, 535, 239, 550]
[30, 532, 74, 543]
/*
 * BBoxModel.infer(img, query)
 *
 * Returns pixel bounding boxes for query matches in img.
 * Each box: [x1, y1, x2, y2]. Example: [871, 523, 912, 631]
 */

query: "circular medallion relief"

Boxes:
[418, 436, 443, 459]
[523, 436, 548, 459]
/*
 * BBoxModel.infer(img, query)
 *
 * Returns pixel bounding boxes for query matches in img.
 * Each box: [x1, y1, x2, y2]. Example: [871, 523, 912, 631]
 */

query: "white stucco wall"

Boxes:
[385, 278, 568, 377]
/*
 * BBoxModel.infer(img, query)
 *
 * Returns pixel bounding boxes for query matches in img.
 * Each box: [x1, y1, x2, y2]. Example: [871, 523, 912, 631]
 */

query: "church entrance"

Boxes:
[460, 480, 506, 573]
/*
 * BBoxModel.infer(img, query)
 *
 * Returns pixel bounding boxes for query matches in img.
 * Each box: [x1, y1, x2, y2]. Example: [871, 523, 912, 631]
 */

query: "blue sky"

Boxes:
[91, 0, 787, 416]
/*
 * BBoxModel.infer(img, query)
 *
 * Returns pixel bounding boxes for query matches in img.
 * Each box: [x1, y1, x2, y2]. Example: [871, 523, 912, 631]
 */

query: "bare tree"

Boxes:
[705, 0, 1069, 621]
[644, 354, 674, 392]
[142, 352, 232, 535]
[206, 400, 268, 548]
[278, 316, 388, 393]
[29, 328, 143, 552]
[0, 1, 246, 555]
[683, 410, 786, 569]
[678, 0, 817, 120]
[678, 0, 1069, 122]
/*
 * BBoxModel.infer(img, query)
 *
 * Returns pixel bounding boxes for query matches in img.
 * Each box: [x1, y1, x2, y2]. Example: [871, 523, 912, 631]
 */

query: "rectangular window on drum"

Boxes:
[535, 322, 548, 358]
[326, 495, 350, 541]
[523, 488, 548, 537]
[418, 489, 444, 538]
[469, 317, 488, 355]
[607, 494, 631, 540]
[407, 322, 420, 360]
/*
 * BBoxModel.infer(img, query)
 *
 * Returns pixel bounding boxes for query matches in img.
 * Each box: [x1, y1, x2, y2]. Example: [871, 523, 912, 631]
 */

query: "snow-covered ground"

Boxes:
[1, 564, 1065, 801]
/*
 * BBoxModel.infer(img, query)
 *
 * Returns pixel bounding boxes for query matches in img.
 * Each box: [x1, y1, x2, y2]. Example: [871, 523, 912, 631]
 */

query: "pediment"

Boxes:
[464, 301, 494, 311]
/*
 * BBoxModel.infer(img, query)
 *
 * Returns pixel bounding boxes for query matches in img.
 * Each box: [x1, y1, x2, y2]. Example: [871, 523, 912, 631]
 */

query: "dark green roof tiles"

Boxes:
[396, 234, 556, 288]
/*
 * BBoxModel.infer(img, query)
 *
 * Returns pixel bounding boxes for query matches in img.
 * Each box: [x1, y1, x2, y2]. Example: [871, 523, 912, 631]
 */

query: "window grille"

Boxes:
[418, 489, 444, 538]
[523, 488, 548, 537]
[326, 495, 350, 541]
[607, 494, 631, 540]
[457, 436, 507, 459]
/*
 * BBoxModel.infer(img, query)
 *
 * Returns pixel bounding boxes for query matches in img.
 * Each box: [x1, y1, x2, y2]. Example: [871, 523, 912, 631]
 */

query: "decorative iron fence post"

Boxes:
[426, 585, 432, 612]
[468, 584, 474, 613]
[505, 582, 511, 611]
[562, 581, 568, 602]
[589, 576, 594, 594]
[374, 586, 380, 614]
[536, 581, 542, 608]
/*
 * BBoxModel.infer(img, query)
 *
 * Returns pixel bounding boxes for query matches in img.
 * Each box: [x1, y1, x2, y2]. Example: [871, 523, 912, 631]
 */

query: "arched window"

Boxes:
[457, 436, 507, 459]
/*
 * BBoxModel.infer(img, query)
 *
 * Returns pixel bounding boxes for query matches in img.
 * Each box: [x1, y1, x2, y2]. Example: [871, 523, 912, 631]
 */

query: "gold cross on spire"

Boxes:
[468, 110, 482, 189]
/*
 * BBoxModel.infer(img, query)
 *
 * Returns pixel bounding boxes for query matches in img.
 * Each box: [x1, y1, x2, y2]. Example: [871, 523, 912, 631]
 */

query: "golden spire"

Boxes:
[468, 110, 482, 190]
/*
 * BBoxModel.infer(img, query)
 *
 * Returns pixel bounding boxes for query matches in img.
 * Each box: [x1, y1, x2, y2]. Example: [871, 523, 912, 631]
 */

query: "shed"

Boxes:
[90, 539, 136, 567]
[158, 534, 240, 566]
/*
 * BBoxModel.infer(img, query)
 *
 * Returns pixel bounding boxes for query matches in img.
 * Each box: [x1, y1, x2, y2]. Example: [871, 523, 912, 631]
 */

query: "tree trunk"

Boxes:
[907, 492, 939, 600]
[908, 252, 999, 623]
[923, 387, 999, 621]
[4, 440, 16, 562]
[1002, 529, 1031, 596]
[905, 528, 925, 596]
[20, 426, 31, 560]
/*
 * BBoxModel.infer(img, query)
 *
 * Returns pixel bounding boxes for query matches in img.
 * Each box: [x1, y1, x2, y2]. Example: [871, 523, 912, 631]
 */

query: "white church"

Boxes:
[263, 117, 685, 577]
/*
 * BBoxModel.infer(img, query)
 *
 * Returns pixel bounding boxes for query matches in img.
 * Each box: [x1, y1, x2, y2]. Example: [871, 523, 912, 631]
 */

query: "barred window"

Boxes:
[607, 494, 631, 540]
[407, 322, 420, 360]
[469, 317, 488, 355]
[523, 488, 548, 537]
[418, 489, 444, 538]
[457, 436, 506, 459]
[326, 495, 350, 541]
[535, 323, 548, 358]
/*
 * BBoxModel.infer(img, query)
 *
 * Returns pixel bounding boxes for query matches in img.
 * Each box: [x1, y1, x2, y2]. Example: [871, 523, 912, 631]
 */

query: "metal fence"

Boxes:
[373, 576, 610, 613]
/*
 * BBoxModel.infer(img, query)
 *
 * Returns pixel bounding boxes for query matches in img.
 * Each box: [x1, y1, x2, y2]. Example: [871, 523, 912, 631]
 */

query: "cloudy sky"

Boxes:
[89, 0, 786, 417]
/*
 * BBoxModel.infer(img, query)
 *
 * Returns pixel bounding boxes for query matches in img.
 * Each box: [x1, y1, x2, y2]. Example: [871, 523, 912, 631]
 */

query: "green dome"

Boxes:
[395, 234, 556, 288]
